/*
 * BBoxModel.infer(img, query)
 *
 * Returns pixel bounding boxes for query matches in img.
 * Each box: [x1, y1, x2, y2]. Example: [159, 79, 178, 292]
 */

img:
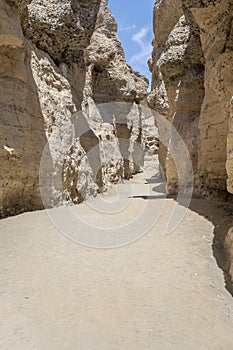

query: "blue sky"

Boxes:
[108, 0, 154, 81]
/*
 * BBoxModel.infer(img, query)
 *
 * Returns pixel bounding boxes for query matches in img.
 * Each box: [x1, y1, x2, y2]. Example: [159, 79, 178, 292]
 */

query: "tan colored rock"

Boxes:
[149, 0, 233, 199]
[148, 0, 205, 194]
[227, 97, 233, 193]
[0, 0, 148, 217]
[0, 0, 46, 215]
[149, 0, 233, 288]
[190, 0, 233, 198]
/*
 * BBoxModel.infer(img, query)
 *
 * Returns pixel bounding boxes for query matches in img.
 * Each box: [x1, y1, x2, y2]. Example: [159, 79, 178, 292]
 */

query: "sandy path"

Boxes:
[0, 167, 233, 349]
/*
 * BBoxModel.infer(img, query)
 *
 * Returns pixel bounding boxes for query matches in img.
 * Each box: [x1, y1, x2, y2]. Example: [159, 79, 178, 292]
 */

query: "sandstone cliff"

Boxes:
[149, 0, 233, 290]
[149, 0, 233, 200]
[0, 0, 148, 217]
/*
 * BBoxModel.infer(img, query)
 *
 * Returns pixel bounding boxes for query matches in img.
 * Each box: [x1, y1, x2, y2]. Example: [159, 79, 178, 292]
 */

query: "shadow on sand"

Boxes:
[133, 172, 233, 296]
[186, 199, 233, 296]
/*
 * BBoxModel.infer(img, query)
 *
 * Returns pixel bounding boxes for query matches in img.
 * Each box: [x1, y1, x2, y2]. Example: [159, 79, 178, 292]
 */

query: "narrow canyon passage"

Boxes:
[1, 0, 233, 349]
[1, 159, 233, 350]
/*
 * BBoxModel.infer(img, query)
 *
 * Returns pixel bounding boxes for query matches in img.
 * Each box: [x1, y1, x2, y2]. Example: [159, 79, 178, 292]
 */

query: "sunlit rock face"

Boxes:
[0, 0, 149, 217]
[0, 0, 46, 216]
[149, 0, 233, 288]
[149, 0, 233, 200]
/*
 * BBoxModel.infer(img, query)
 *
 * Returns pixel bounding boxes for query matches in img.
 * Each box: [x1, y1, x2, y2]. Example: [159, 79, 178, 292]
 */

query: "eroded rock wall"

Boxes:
[0, 0, 46, 215]
[149, 0, 233, 200]
[149, 0, 233, 288]
[0, 0, 148, 217]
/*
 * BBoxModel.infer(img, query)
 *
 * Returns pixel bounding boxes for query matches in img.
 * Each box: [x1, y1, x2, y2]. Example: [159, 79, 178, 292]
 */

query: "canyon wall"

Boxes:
[149, 0, 233, 289]
[0, 0, 148, 217]
[149, 0, 233, 200]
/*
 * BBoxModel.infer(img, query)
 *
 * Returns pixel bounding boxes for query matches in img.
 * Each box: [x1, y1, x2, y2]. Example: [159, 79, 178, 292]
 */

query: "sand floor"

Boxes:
[0, 165, 233, 349]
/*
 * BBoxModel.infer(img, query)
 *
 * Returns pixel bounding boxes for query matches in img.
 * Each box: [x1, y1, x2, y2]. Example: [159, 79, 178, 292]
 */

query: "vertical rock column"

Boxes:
[190, 0, 233, 198]
[148, 0, 205, 194]
[0, 0, 47, 216]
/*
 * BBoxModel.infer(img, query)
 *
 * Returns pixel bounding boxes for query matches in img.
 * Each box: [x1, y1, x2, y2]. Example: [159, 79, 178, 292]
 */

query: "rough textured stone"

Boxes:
[149, 0, 233, 287]
[22, 0, 102, 64]
[190, 0, 233, 198]
[0, 0, 46, 215]
[149, 0, 233, 199]
[0, 0, 148, 217]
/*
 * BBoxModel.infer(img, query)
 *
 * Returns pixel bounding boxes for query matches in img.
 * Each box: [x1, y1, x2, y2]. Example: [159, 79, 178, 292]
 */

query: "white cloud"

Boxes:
[119, 24, 136, 32]
[130, 26, 152, 66]
[133, 27, 148, 43]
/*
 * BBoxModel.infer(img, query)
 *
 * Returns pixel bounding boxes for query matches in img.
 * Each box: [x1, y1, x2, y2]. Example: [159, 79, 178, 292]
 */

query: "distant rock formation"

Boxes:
[0, 0, 149, 217]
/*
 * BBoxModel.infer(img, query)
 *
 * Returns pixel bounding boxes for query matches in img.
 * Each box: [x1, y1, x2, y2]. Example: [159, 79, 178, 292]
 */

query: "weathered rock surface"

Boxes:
[149, 0, 233, 200]
[0, 0, 148, 217]
[149, 0, 233, 288]
[0, 0, 46, 215]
